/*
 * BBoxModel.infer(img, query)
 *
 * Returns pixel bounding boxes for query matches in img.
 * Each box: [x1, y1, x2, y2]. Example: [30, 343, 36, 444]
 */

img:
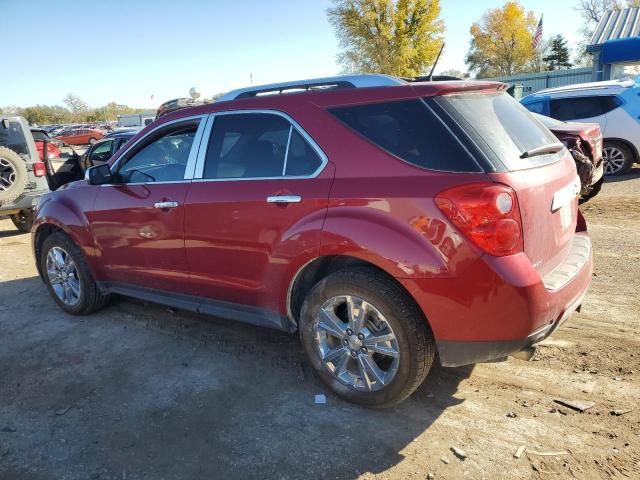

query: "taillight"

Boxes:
[435, 183, 524, 257]
[33, 162, 46, 177]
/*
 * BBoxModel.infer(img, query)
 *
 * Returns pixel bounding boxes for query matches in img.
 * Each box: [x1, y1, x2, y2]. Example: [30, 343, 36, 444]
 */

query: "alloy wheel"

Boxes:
[46, 247, 81, 306]
[0, 157, 16, 192]
[603, 146, 626, 176]
[313, 295, 400, 392]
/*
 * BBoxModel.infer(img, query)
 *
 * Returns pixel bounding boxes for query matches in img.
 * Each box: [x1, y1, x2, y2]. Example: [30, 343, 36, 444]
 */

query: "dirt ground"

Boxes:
[0, 172, 639, 480]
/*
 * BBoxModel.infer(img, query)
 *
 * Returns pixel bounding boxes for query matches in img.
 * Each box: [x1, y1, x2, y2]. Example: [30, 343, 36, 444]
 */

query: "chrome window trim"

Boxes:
[281, 125, 293, 176]
[192, 109, 329, 181]
[110, 114, 207, 177]
[183, 117, 208, 180]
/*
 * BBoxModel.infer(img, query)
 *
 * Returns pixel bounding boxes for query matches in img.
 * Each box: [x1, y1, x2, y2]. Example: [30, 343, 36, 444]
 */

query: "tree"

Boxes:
[543, 35, 573, 70]
[63, 93, 89, 115]
[438, 68, 469, 79]
[328, 0, 446, 76]
[465, 2, 537, 78]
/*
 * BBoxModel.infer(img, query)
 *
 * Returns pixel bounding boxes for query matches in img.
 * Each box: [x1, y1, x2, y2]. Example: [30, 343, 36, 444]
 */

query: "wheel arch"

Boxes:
[286, 255, 433, 336]
[604, 137, 639, 163]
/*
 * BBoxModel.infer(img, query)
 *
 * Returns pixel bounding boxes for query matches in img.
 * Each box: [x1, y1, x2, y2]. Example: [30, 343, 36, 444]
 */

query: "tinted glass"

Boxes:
[118, 123, 197, 183]
[31, 130, 49, 142]
[329, 99, 479, 172]
[285, 130, 323, 176]
[0, 120, 29, 155]
[550, 95, 620, 121]
[437, 92, 560, 171]
[524, 101, 546, 114]
[89, 140, 113, 162]
[204, 114, 290, 179]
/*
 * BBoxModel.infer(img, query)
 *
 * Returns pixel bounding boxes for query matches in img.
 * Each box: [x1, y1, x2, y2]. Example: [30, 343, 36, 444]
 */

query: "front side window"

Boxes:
[203, 113, 323, 179]
[89, 140, 114, 163]
[117, 121, 198, 184]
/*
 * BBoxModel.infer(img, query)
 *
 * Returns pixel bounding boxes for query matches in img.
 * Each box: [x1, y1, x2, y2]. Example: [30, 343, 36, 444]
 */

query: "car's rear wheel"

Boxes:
[40, 231, 110, 315]
[88, 137, 97, 145]
[10, 209, 34, 233]
[299, 268, 434, 408]
[603, 141, 634, 176]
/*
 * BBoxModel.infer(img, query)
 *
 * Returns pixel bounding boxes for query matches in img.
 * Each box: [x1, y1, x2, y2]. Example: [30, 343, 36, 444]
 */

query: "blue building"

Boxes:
[587, 7, 640, 81]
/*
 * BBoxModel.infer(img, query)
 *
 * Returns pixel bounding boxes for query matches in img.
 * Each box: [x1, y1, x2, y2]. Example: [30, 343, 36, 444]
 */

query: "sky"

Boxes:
[2, 0, 580, 109]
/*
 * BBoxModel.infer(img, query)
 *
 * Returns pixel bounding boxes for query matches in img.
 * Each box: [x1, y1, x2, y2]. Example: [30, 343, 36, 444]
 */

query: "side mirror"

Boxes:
[86, 163, 113, 185]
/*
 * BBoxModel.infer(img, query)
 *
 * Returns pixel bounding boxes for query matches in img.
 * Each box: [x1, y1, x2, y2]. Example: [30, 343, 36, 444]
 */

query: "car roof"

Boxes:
[535, 78, 635, 96]
[156, 74, 505, 124]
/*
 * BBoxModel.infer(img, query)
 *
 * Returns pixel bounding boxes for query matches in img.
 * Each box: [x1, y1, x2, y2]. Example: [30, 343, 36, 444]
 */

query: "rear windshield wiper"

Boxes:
[520, 142, 564, 159]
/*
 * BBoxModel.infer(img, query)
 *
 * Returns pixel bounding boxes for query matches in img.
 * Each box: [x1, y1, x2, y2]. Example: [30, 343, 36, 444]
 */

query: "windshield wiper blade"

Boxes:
[520, 142, 564, 159]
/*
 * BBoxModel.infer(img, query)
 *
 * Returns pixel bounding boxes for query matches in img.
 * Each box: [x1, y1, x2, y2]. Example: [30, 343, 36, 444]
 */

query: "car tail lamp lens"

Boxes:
[435, 183, 524, 256]
[33, 162, 46, 177]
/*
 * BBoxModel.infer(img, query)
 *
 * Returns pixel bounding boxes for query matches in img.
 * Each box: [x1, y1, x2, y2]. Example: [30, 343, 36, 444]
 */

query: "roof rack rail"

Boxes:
[216, 74, 407, 102]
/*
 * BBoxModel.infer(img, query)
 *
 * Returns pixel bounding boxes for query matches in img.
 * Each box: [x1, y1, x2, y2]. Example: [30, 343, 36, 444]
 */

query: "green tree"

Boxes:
[465, 1, 537, 78]
[328, 0, 446, 76]
[543, 35, 572, 70]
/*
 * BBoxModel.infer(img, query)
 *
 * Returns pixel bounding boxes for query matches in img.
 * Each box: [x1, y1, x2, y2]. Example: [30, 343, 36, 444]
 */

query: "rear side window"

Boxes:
[0, 120, 29, 155]
[523, 100, 546, 114]
[203, 113, 323, 179]
[550, 95, 621, 121]
[328, 100, 480, 172]
[436, 92, 560, 171]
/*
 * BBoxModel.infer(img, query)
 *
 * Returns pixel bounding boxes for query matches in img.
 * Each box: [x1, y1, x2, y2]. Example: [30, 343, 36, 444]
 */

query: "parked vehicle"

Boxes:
[78, 132, 136, 170]
[533, 113, 604, 203]
[156, 97, 206, 119]
[55, 128, 104, 146]
[31, 128, 62, 160]
[104, 127, 141, 138]
[0, 117, 50, 232]
[117, 113, 155, 128]
[33, 75, 592, 407]
[521, 79, 640, 176]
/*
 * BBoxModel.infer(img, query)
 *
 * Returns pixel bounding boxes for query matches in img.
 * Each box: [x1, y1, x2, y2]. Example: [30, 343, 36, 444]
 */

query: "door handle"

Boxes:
[154, 201, 179, 209]
[266, 195, 302, 204]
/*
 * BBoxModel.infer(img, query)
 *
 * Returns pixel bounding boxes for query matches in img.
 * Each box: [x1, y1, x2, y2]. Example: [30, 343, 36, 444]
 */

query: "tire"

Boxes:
[603, 141, 634, 176]
[88, 137, 97, 145]
[299, 268, 435, 408]
[0, 146, 28, 204]
[40, 231, 110, 315]
[10, 209, 34, 233]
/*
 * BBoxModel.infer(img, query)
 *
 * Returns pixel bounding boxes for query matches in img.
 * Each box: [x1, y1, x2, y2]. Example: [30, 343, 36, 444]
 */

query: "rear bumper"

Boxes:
[0, 189, 47, 213]
[401, 232, 593, 367]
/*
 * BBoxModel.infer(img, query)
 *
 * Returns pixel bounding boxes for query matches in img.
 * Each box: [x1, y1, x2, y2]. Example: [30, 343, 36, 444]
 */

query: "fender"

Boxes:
[33, 182, 99, 276]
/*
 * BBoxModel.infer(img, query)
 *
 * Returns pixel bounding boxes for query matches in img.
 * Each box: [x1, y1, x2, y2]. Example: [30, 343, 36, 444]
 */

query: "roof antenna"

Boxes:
[427, 42, 445, 81]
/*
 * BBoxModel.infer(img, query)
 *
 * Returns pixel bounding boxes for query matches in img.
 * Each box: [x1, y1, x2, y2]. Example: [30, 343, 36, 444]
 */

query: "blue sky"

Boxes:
[2, 0, 579, 108]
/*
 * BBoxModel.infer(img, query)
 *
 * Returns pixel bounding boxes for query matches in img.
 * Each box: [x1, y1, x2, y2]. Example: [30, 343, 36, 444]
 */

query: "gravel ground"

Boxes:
[0, 171, 639, 479]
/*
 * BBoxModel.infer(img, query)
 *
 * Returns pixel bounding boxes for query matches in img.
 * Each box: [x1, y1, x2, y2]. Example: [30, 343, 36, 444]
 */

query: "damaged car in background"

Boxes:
[533, 113, 604, 204]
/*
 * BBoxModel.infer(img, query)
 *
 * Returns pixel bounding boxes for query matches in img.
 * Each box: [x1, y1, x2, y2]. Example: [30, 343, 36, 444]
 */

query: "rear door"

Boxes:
[183, 111, 333, 319]
[437, 92, 579, 277]
[86, 116, 206, 293]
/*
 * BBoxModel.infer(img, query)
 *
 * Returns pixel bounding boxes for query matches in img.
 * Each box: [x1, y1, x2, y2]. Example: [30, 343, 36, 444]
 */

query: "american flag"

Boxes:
[532, 15, 543, 49]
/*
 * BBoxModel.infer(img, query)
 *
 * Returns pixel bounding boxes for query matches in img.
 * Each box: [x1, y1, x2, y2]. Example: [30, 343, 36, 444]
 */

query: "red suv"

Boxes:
[32, 75, 592, 407]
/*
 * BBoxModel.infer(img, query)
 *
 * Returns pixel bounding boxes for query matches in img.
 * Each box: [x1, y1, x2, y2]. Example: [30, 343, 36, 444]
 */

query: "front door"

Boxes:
[184, 112, 333, 319]
[87, 117, 205, 293]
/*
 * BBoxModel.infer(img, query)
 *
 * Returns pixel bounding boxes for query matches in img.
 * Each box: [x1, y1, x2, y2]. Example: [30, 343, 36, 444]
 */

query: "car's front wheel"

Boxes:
[299, 268, 435, 408]
[603, 141, 634, 176]
[40, 231, 110, 315]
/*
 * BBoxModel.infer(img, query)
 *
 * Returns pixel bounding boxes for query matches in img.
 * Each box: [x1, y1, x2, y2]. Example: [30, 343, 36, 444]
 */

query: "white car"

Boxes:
[521, 79, 640, 175]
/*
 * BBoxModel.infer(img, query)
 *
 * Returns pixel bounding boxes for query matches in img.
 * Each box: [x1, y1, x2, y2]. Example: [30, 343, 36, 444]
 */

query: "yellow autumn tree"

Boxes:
[465, 1, 537, 78]
[328, 0, 445, 77]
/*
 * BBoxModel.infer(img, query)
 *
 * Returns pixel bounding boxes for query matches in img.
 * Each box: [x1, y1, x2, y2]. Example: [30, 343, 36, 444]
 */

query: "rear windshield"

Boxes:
[436, 92, 561, 171]
[328, 100, 481, 173]
[0, 120, 29, 155]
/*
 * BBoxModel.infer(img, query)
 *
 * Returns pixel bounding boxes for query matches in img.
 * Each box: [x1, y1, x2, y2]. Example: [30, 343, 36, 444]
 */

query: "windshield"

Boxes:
[436, 92, 561, 171]
[0, 120, 29, 155]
